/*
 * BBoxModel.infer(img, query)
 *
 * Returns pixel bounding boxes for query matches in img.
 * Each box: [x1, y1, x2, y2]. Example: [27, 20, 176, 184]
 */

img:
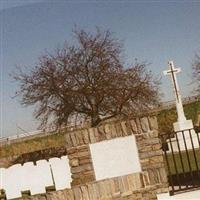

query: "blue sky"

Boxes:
[0, 1, 200, 137]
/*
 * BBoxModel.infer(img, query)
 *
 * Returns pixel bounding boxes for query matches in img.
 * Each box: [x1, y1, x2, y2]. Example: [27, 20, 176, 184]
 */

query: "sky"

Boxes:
[0, 0, 200, 137]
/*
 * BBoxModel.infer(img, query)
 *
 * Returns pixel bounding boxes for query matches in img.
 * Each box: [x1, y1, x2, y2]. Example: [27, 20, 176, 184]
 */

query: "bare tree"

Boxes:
[192, 53, 200, 94]
[13, 28, 160, 129]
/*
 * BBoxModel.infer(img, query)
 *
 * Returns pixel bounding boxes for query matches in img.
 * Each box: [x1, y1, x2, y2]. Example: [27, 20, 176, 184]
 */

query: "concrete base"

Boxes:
[173, 120, 193, 132]
[166, 120, 200, 152]
[167, 129, 199, 152]
[157, 190, 200, 200]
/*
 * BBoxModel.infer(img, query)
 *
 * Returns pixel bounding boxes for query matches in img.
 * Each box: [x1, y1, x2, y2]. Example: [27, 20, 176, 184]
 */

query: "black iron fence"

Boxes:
[161, 128, 200, 195]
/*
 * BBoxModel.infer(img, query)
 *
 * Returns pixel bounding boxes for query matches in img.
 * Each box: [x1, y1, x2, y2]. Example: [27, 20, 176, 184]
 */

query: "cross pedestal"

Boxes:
[173, 115, 193, 132]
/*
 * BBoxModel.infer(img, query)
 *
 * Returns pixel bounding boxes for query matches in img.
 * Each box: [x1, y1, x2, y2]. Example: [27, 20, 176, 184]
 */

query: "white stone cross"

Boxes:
[163, 61, 181, 103]
[163, 61, 198, 152]
[163, 61, 186, 123]
[163, 61, 193, 132]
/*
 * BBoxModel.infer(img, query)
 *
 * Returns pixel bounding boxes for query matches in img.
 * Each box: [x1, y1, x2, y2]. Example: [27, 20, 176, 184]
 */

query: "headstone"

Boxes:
[36, 160, 54, 190]
[0, 168, 6, 190]
[23, 162, 47, 195]
[20, 162, 32, 192]
[49, 156, 71, 190]
[0, 156, 72, 199]
[4, 164, 22, 199]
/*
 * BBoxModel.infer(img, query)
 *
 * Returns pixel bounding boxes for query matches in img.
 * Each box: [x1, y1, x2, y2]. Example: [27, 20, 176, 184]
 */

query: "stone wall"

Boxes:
[0, 116, 158, 168]
[63, 115, 158, 148]
[21, 172, 168, 200]
[1, 116, 169, 200]
[67, 145, 95, 186]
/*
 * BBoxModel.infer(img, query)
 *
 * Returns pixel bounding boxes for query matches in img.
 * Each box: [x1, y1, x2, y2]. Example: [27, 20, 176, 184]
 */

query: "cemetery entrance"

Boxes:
[161, 128, 200, 195]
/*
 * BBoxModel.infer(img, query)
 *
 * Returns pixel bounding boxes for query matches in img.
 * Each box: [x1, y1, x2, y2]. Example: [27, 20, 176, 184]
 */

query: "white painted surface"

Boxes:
[49, 156, 72, 190]
[36, 160, 54, 189]
[0, 156, 71, 199]
[61, 155, 72, 187]
[4, 164, 22, 199]
[21, 162, 35, 192]
[157, 190, 200, 200]
[163, 61, 187, 126]
[90, 135, 141, 181]
[167, 130, 199, 152]
[0, 168, 5, 190]
[26, 162, 46, 195]
[163, 61, 196, 134]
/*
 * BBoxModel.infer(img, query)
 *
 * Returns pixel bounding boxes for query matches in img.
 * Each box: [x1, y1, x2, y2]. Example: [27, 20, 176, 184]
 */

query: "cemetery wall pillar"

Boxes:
[67, 145, 95, 186]
[136, 131, 168, 188]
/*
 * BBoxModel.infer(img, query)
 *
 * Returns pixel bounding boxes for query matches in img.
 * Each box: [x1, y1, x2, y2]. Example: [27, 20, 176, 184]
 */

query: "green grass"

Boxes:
[165, 149, 200, 175]
[159, 101, 200, 174]
[157, 101, 200, 134]
[0, 100, 199, 159]
[0, 132, 65, 158]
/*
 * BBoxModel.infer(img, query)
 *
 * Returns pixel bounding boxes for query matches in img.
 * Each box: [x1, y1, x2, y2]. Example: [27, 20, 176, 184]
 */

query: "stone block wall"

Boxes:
[1, 115, 169, 200]
[21, 172, 168, 200]
[136, 132, 167, 185]
[67, 145, 95, 186]
[64, 116, 168, 200]
[63, 116, 158, 149]
[0, 116, 158, 168]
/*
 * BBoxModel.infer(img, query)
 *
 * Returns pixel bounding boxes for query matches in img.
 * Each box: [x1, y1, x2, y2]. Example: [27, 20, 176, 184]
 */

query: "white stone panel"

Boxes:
[90, 135, 141, 181]
[36, 160, 54, 189]
[0, 168, 6, 190]
[20, 160, 53, 195]
[23, 162, 46, 195]
[4, 164, 22, 199]
[19, 162, 33, 192]
[61, 156, 72, 185]
[157, 190, 200, 200]
[167, 130, 199, 153]
[1, 156, 71, 198]
[49, 156, 71, 190]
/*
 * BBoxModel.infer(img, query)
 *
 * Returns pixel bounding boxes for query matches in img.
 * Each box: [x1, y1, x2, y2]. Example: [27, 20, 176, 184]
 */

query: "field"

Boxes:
[157, 101, 200, 134]
[165, 149, 200, 175]
[0, 133, 65, 158]
[0, 101, 199, 159]
[159, 101, 200, 174]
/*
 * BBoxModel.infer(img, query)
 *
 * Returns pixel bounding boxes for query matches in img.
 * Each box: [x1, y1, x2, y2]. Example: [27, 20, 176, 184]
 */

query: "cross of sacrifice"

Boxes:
[163, 61, 196, 145]
[163, 61, 187, 123]
[163, 61, 181, 103]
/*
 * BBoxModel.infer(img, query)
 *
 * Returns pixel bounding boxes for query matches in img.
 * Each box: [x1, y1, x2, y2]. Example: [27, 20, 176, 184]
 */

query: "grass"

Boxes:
[157, 101, 200, 134]
[159, 101, 200, 174]
[0, 100, 199, 159]
[0, 133, 65, 158]
[165, 149, 200, 175]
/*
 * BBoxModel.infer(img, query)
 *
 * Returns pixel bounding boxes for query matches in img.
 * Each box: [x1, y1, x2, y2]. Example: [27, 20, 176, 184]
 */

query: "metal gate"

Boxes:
[161, 128, 200, 195]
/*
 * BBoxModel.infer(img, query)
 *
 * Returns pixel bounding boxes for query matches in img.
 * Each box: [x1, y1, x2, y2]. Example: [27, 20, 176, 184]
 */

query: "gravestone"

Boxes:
[0, 168, 5, 192]
[1, 157, 71, 199]
[35, 160, 54, 192]
[4, 164, 22, 199]
[49, 156, 71, 190]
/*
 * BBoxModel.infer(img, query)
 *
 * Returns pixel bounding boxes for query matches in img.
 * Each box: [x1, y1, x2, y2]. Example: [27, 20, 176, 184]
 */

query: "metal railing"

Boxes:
[0, 130, 43, 143]
[156, 95, 200, 112]
[0, 122, 90, 145]
[161, 128, 200, 195]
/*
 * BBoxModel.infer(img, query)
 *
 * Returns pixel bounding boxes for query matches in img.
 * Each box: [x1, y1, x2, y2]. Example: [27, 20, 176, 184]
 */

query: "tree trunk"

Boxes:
[91, 113, 101, 127]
